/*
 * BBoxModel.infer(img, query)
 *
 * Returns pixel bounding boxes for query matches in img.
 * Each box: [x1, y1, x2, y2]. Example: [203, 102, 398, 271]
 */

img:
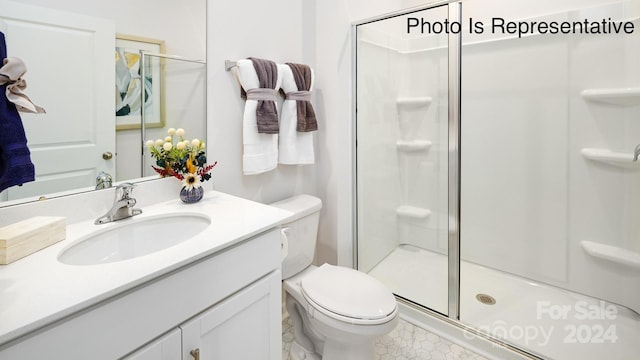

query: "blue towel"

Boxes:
[0, 31, 35, 193]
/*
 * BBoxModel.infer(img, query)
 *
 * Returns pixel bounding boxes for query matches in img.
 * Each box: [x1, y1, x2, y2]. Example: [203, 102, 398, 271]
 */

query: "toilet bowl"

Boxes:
[271, 195, 399, 360]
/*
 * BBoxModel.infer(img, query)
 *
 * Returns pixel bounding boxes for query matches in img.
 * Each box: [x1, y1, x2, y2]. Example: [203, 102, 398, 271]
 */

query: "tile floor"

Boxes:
[282, 316, 488, 360]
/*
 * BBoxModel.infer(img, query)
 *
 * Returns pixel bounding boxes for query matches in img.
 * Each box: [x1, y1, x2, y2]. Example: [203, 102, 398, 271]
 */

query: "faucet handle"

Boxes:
[115, 182, 136, 199]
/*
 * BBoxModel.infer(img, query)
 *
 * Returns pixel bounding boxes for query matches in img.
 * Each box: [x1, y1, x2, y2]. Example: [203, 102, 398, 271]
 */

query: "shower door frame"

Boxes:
[351, 0, 461, 318]
[351, 2, 541, 358]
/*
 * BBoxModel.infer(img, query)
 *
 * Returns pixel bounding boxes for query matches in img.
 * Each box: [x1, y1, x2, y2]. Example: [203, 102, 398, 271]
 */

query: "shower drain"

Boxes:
[476, 293, 496, 305]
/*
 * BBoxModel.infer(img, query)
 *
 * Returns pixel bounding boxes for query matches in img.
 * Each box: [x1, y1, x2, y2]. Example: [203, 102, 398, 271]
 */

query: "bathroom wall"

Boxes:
[204, 0, 448, 268]
[205, 2, 318, 204]
[11, 0, 207, 182]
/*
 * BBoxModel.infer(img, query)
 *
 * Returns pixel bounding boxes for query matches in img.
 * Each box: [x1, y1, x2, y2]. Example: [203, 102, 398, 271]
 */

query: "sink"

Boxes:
[58, 213, 211, 265]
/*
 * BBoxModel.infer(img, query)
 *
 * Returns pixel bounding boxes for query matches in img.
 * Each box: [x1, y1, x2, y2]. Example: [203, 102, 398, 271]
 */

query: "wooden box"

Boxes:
[0, 216, 66, 265]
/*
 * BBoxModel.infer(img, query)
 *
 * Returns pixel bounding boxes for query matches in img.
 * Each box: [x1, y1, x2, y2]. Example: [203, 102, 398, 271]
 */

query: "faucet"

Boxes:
[95, 171, 113, 189]
[634, 143, 640, 162]
[94, 183, 142, 225]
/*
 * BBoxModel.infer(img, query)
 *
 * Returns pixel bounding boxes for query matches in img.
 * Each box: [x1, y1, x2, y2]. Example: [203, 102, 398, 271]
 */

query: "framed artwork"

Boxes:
[115, 34, 166, 130]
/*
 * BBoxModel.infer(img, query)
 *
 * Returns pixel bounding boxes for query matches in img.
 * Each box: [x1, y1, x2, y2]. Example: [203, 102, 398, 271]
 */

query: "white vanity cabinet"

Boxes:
[124, 271, 281, 360]
[180, 270, 281, 360]
[0, 227, 282, 360]
[124, 329, 182, 360]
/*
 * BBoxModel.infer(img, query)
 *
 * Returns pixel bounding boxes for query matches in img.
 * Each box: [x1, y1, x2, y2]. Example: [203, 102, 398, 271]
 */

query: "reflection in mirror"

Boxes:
[0, 0, 206, 207]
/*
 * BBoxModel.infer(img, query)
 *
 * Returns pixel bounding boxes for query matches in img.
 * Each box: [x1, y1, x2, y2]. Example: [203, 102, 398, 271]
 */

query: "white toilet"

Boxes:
[271, 195, 399, 360]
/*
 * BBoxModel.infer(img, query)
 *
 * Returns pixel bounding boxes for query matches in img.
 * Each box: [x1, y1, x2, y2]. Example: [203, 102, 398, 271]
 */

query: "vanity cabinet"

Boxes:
[124, 271, 281, 360]
[124, 329, 182, 360]
[180, 271, 281, 360]
[0, 228, 282, 360]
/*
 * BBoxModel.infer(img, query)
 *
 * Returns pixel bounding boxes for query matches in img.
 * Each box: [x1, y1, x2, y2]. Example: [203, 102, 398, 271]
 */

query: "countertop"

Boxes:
[0, 191, 292, 346]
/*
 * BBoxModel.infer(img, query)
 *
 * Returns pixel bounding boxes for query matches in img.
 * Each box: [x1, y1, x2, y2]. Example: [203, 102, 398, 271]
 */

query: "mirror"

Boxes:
[0, 0, 206, 206]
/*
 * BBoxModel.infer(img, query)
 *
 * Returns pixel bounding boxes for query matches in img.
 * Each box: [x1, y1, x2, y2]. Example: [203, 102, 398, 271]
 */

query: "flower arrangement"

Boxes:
[146, 128, 217, 191]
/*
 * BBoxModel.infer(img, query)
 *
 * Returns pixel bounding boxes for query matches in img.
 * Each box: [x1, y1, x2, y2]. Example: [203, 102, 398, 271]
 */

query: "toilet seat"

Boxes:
[300, 264, 397, 325]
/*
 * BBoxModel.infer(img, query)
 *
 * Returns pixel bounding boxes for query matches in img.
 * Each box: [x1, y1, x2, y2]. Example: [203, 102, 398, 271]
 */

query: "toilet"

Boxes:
[271, 195, 398, 360]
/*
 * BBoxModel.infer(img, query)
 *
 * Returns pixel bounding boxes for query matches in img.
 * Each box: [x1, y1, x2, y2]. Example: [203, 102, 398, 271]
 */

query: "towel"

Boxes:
[240, 57, 279, 134]
[285, 63, 317, 132]
[236, 58, 283, 175]
[0, 57, 46, 114]
[279, 63, 316, 165]
[0, 32, 36, 193]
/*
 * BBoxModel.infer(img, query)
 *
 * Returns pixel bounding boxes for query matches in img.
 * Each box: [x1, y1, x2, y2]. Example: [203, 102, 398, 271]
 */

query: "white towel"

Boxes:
[236, 59, 283, 175]
[279, 64, 315, 165]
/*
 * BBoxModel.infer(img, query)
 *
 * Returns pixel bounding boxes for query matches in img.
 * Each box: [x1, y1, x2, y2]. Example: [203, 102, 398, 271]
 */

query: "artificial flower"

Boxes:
[147, 128, 217, 187]
[182, 172, 201, 191]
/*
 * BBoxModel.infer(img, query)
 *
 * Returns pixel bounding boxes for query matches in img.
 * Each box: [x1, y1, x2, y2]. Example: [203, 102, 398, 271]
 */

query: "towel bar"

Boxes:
[225, 60, 237, 71]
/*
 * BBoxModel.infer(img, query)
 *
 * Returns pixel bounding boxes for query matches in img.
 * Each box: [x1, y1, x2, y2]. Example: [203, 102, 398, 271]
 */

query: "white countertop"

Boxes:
[0, 191, 292, 346]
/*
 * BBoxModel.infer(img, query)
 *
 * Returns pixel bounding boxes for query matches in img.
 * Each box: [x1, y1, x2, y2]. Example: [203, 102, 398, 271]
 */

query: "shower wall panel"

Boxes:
[396, 47, 449, 254]
[460, 0, 640, 312]
[356, 27, 403, 273]
[460, 36, 570, 284]
[566, 4, 640, 312]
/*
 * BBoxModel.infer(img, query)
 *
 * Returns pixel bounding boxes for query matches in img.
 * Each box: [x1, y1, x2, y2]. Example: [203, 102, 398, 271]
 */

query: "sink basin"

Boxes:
[58, 213, 211, 265]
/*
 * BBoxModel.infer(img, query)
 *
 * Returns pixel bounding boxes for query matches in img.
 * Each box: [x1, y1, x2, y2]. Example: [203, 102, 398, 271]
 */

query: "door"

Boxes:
[180, 272, 281, 360]
[355, 4, 452, 316]
[0, 1, 115, 200]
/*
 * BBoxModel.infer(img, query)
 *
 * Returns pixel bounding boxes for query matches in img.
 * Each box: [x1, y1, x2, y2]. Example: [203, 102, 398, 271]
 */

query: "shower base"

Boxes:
[367, 244, 640, 360]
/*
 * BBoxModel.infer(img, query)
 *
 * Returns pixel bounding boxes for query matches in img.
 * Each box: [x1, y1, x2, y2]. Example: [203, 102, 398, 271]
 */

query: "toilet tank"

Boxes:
[270, 195, 322, 279]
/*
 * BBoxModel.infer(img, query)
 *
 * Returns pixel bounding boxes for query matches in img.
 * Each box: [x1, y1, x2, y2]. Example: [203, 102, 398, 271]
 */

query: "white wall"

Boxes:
[205, 2, 318, 206]
[16, 0, 205, 59]
[14, 0, 207, 182]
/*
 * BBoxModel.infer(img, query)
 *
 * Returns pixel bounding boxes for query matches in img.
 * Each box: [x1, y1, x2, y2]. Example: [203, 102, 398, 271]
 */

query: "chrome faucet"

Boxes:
[95, 171, 113, 189]
[634, 143, 640, 162]
[94, 183, 142, 225]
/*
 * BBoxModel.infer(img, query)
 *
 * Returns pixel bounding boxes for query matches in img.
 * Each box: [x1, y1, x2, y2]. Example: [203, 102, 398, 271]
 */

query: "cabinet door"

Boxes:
[181, 271, 281, 360]
[122, 328, 181, 360]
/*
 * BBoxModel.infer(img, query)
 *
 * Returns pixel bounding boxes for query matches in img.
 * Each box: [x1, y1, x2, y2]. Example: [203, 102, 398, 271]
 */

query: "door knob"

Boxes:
[102, 151, 113, 160]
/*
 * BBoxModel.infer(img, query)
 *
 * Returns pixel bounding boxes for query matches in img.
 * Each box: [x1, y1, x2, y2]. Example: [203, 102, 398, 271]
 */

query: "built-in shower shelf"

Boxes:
[396, 139, 432, 152]
[396, 206, 431, 219]
[581, 241, 640, 270]
[396, 96, 432, 108]
[581, 148, 640, 169]
[580, 88, 640, 106]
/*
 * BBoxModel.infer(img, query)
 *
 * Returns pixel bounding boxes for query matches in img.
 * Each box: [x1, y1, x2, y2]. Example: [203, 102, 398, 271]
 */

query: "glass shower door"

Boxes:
[355, 4, 451, 315]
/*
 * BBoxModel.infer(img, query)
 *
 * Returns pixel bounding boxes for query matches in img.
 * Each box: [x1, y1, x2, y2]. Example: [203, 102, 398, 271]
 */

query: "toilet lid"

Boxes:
[300, 264, 397, 321]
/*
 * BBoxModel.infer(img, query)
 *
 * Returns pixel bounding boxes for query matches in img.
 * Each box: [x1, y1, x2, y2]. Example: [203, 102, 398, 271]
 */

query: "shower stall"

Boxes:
[354, 1, 640, 359]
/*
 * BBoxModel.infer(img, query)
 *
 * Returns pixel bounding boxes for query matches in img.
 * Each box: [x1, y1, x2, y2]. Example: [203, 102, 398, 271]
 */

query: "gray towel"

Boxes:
[286, 63, 317, 132]
[240, 57, 279, 134]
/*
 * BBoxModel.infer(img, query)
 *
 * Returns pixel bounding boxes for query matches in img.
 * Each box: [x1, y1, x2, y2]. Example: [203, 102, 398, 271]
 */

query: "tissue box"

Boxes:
[0, 216, 66, 265]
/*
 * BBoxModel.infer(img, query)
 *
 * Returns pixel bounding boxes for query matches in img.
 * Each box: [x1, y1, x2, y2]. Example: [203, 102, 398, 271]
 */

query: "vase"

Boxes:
[180, 186, 204, 204]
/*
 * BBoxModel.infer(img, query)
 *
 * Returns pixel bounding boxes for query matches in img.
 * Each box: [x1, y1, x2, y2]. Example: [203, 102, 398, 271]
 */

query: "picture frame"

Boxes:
[115, 34, 166, 130]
